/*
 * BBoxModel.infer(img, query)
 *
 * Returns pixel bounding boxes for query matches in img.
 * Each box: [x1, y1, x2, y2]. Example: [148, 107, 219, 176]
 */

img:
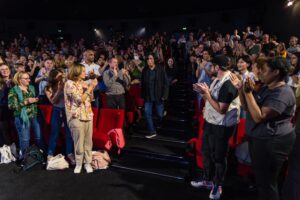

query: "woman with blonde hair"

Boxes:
[64, 63, 98, 174]
[8, 71, 44, 158]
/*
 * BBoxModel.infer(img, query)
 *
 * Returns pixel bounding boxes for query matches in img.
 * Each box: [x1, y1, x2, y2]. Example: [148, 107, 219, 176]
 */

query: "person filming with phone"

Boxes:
[8, 71, 44, 159]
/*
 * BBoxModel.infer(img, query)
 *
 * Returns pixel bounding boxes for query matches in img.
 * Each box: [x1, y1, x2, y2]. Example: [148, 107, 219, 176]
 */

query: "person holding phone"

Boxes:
[8, 71, 44, 158]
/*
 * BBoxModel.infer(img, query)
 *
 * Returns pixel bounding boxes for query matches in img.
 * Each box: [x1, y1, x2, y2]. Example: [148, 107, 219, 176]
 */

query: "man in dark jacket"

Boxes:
[141, 54, 169, 138]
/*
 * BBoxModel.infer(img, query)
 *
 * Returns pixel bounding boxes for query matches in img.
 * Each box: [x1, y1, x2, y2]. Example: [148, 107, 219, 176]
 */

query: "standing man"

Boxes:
[103, 57, 130, 109]
[192, 55, 240, 200]
[141, 54, 169, 138]
[81, 49, 101, 107]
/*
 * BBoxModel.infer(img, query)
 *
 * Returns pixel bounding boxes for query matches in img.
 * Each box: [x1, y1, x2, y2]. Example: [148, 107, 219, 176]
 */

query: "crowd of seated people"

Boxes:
[0, 26, 299, 200]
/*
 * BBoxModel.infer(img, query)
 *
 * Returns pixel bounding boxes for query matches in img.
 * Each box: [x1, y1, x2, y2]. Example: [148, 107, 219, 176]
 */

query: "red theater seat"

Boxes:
[93, 108, 125, 150]
[39, 105, 53, 125]
[187, 114, 205, 169]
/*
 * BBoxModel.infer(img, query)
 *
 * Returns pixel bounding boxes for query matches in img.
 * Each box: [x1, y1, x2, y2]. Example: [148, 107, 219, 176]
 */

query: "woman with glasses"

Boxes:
[8, 71, 44, 158]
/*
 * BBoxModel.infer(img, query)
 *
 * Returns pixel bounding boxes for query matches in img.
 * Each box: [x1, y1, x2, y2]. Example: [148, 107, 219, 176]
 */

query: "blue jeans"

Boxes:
[48, 106, 73, 156]
[15, 117, 44, 155]
[144, 101, 164, 133]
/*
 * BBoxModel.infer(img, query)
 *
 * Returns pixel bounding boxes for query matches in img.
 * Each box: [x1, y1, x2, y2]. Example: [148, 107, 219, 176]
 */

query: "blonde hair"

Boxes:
[13, 71, 29, 85]
[67, 63, 85, 81]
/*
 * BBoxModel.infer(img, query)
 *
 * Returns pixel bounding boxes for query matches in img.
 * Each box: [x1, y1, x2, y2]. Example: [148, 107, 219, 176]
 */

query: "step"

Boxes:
[111, 154, 188, 182]
[125, 136, 187, 155]
[132, 129, 191, 142]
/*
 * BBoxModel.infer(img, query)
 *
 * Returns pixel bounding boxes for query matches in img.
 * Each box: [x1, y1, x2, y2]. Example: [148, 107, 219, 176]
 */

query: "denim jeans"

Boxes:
[48, 106, 73, 156]
[15, 116, 44, 155]
[144, 101, 164, 133]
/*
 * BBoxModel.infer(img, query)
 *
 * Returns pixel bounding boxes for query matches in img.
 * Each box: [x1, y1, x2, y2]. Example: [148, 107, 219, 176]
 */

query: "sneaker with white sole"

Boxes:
[209, 185, 222, 200]
[145, 132, 157, 139]
[84, 164, 93, 173]
[190, 180, 214, 189]
[74, 165, 82, 174]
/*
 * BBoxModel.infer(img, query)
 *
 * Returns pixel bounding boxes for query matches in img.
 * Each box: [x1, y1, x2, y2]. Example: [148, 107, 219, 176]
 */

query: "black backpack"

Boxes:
[20, 145, 45, 171]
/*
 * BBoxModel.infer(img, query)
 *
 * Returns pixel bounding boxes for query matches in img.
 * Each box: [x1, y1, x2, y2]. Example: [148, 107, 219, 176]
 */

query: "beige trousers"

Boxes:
[68, 118, 93, 166]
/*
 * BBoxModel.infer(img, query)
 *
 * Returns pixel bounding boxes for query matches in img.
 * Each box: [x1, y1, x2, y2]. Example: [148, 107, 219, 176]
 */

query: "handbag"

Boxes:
[91, 151, 111, 170]
[0, 145, 16, 164]
[46, 154, 69, 170]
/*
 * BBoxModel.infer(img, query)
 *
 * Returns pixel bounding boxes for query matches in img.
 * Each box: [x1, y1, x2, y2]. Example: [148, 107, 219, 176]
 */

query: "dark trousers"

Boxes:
[249, 132, 296, 200]
[201, 121, 235, 185]
[106, 94, 125, 109]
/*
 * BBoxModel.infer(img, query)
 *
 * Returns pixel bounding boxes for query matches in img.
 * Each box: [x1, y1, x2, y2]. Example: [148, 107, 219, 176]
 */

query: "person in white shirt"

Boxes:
[81, 49, 101, 107]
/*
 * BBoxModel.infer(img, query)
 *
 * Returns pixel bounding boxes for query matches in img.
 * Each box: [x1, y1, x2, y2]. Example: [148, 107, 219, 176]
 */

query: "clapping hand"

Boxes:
[229, 73, 243, 90]
[244, 77, 255, 93]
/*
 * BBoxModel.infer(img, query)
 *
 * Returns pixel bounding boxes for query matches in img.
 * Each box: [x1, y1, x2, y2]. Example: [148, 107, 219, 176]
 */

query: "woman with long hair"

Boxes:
[0, 63, 13, 145]
[45, 68, 74, 165]
[64, 64, 98, 174]
[8, 71, 44, 158]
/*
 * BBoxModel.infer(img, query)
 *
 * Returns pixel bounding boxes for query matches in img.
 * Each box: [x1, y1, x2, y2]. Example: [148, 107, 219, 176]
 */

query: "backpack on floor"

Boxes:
[21, 145, 45, 171]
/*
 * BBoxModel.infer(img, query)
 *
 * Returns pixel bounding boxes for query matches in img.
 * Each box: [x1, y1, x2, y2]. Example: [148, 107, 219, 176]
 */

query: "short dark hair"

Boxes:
[266, 57, 290, 80]
[237, 55, 251, 66]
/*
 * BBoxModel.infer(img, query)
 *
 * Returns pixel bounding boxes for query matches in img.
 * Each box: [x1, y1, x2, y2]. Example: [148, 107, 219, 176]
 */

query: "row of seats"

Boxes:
[39, 105, 125, 151]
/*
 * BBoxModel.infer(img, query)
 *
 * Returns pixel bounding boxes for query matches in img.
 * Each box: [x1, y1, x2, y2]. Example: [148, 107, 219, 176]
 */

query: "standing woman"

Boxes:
[45, 68, 74, 164]
[0, 63, 13, 146]
[8, 71, 44, 158]
[64, 64, 98, 174]
[242, 57, 296, 200]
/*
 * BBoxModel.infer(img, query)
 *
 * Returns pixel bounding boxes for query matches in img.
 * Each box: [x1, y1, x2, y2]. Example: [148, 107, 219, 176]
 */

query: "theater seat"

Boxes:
[187, 114, 205, 169]
[38, 105, 53, 144]
[93, 108, 125, 150]
[38, 105, 53, 126]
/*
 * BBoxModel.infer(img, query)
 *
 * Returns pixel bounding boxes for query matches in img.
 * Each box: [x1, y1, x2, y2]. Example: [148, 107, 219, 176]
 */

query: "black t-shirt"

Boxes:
[218, 80, 239, 104]
[148, 69, 156, 101]
[246, 85, 296, 138]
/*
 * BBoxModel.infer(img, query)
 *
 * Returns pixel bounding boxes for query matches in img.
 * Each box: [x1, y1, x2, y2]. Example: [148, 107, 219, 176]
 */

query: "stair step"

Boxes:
[111, 154, 188, 181]
[125, 137, 187, 156]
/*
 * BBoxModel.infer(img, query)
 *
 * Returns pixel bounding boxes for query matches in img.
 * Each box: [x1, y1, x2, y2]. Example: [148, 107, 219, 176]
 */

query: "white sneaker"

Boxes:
[84, 164, 93, 173]
[74, 165, 82, 174]
[209, 185, 222, 200]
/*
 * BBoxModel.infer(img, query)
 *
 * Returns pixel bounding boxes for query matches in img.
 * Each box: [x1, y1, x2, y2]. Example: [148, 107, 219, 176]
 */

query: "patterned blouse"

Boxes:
[8, 85, 38, 118]
[64, 80, 93, 121]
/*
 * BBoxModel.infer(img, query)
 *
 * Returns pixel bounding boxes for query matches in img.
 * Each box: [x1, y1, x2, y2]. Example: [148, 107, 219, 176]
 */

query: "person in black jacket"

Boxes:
[141, 54, 169, 138]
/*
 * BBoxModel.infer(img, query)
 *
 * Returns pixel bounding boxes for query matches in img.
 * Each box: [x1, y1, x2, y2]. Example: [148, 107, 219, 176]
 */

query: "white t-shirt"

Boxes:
[81, 61, 101, 76]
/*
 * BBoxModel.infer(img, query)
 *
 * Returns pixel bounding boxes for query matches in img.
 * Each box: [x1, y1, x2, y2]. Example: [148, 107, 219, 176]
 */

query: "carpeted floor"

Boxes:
[0, 163, 257, 200]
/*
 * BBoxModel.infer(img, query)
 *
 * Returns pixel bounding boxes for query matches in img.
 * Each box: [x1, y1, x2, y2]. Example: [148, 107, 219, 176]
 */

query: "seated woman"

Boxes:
[8, 71, 44, 158]
[45, 68, 75, 165]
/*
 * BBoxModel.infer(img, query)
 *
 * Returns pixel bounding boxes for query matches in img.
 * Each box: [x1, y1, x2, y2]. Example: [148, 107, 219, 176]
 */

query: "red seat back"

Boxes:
[38, 105, 53, 125]
[93, 108, 125, 150]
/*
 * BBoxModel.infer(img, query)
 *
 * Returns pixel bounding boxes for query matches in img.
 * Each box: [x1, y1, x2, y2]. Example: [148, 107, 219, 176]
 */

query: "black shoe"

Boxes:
[145, 132, 157, 139]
